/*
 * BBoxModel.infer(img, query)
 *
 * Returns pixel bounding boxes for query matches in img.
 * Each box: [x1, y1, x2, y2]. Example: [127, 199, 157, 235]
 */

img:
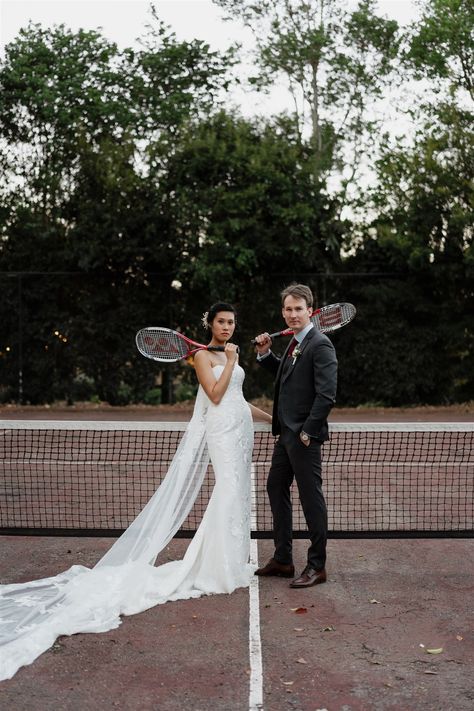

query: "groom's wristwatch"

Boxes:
[300, 431, 310, 443]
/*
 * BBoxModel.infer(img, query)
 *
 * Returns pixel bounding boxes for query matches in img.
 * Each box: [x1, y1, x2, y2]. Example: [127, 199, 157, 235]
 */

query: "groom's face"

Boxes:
[282, 295, 313, 334]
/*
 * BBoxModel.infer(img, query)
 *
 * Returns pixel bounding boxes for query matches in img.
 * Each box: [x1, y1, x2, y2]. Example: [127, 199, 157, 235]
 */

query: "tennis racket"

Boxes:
[136, 327, 232, 363]
[251, 302, 356, 343]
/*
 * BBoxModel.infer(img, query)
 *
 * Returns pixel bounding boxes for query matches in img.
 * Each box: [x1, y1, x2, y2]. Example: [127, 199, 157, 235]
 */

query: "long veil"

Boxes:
[0, 388, 210, 681]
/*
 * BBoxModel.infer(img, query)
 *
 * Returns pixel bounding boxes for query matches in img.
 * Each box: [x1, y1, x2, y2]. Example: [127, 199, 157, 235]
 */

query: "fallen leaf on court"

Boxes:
[426, 648, 443, 654]
[192, 615, 198, 619]
[456, 635, 463, 641]
[370, 660, 382, 665]
[282, 681, 294, 686]
[293, 627, 304, 632]
[296, 658, 308, 664]
[322, 625, 335, 632]
[290, 607, 308, 614]
[264, 604, 271, 608]
[424, 671, 438, 675]
[419, 644, 425, 648]
[369, 599, 381, 604]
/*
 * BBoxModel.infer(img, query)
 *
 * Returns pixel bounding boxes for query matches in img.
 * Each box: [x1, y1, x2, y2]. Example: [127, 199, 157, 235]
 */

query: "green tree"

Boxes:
[0, 18, 235, 404]
[214, 0, 400, 198]
[407, 0, 473, 100]
[341, 0, 474, 404]
[158, 110, 345, 396]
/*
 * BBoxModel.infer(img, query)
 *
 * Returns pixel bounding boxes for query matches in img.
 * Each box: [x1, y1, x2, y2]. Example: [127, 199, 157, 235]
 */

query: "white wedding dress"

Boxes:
[0, 364, 254, 681]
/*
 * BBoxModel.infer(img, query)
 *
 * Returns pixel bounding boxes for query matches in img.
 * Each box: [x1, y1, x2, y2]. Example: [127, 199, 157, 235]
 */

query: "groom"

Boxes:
[254, 284, 338, 588]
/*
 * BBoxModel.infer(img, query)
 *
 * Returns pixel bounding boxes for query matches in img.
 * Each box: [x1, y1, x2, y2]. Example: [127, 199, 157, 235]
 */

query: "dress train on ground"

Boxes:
[0, 364, 253, 680]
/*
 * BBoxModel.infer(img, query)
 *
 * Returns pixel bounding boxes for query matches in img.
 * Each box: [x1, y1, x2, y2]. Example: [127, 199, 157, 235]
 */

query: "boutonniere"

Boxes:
[291, 345, 301, 365]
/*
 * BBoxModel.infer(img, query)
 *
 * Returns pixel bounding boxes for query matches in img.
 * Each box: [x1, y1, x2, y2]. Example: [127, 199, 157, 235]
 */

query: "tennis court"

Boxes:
[1, 409, 473, 710]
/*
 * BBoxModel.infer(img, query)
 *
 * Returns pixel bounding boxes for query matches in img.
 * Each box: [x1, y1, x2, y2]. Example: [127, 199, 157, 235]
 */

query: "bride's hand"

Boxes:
[224, 343, 239, 363]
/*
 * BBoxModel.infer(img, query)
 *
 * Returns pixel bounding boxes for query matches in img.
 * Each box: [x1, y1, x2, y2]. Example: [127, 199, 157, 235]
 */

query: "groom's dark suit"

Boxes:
[258, 326, 337, 571]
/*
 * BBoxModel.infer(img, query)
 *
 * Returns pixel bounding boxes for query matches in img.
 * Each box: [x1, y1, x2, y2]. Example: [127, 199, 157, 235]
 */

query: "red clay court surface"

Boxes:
[1, 403, 473, 710]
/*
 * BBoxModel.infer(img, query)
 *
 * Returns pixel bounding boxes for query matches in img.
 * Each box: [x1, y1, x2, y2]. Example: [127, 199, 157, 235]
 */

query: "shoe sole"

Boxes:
[289, 577, 327, 588]
[255, 570, 295, 578]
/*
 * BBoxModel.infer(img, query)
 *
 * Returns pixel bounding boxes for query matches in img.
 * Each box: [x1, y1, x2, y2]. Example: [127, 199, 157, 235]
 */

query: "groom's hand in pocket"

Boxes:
[300, 431, 311, 447]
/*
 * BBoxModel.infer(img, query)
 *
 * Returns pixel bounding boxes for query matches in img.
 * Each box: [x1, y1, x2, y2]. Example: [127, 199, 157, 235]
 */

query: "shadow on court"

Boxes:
[1, 536, 473, 711]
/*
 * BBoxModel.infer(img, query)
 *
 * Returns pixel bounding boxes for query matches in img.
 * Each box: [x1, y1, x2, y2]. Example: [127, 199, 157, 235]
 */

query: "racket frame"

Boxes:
[251, 302, 356, 343]
[136, 327, 226, 363]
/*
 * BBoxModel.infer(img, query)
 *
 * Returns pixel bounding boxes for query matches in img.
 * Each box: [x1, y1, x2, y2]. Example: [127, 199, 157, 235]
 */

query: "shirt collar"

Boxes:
[294, 322, 314, 344]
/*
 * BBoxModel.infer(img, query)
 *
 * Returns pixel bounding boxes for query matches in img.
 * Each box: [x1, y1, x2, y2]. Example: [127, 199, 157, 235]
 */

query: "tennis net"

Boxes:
[1, 421, 473, 538]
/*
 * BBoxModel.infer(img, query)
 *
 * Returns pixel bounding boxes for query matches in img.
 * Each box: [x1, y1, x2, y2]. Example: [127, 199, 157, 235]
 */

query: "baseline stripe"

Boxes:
[249, 540, 263, 711]
[249, 464, 263, 710]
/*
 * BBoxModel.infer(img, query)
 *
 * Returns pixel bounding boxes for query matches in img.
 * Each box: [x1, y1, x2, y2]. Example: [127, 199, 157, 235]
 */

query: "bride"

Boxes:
[0, 302, 271, 681]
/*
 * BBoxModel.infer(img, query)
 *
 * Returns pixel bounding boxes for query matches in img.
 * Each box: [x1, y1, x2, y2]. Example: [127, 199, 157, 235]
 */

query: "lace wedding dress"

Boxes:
[0, 364, 254, 680]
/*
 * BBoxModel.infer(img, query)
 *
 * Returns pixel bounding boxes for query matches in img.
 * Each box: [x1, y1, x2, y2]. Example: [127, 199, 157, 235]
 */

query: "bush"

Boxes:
[143, 387, 162, 405]
[174, 382, 198, 402]
[71, 372, 96, 401]
[114, 382, 133, 406]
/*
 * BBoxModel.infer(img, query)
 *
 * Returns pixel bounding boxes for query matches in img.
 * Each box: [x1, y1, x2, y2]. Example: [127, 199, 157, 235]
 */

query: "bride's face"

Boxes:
[210, 311, 236, 343]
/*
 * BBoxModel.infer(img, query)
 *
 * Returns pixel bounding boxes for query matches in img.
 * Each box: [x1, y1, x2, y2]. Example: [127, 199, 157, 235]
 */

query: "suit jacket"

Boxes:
[258, 327, 337, 441]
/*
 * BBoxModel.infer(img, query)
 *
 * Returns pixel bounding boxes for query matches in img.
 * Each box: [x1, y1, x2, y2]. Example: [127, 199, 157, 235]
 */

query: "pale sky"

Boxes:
[0, 0, 420, 119]
[0, 1, 421, 56]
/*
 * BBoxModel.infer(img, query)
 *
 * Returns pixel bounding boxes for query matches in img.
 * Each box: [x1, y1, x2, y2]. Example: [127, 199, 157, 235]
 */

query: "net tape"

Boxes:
[1, 421, 473, 538]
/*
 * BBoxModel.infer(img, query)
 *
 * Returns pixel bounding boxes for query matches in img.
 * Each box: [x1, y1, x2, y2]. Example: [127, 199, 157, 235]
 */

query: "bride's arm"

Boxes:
[248, 403, 272, 424]
[194, 346, 238, 404]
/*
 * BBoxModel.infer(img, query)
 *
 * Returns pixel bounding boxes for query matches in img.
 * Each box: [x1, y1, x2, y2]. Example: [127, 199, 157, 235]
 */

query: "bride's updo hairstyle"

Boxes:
[201, 302, 237, 335]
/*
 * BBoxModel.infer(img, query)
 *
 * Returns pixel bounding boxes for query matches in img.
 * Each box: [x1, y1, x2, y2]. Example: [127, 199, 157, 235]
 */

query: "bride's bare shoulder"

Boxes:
[194, 350, 225, 369]
[194, 350, 212, 368]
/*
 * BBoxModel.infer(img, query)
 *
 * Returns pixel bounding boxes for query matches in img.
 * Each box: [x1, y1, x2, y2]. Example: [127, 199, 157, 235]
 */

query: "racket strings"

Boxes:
[313, 303, 355, 331]
[137, 330, 188, 361]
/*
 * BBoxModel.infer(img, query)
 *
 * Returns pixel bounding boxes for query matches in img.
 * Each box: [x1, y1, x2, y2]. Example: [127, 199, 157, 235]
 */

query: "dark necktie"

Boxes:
[287, 338, 297, 358]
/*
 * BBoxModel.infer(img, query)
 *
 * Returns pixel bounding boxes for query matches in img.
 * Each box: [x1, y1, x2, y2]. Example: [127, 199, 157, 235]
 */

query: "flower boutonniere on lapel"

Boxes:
[291, 345, 302, 365]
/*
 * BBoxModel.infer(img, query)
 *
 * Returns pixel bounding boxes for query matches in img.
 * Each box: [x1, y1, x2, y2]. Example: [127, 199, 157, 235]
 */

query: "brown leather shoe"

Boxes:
[289, 566, 327, 588]
[255, 558, 295, 578]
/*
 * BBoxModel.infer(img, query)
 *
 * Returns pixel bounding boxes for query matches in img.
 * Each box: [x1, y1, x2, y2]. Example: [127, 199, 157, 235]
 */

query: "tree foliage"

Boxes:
[214, 0, 400, 195]
[343, 0, 474, 404]
[0, 19, 235, 404]
[407, 0, 473, 100]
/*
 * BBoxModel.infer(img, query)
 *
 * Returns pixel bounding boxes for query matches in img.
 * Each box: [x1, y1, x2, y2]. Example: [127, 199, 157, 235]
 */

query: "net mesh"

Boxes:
[1, 421, 473, 538]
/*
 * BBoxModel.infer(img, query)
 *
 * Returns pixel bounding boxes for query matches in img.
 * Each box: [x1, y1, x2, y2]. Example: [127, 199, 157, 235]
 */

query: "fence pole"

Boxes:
[18, 274, 23, 404]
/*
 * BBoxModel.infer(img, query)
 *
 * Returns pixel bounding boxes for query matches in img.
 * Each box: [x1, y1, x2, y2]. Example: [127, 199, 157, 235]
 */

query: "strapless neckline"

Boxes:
[211, 363, 242, 371]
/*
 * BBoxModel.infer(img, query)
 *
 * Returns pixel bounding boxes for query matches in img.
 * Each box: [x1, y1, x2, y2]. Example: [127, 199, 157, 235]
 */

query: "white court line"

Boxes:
[249, 464, 264, 711]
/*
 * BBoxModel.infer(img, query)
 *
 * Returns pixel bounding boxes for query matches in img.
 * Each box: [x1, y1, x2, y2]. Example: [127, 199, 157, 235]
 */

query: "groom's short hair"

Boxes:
[281, 283, 314, 309]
